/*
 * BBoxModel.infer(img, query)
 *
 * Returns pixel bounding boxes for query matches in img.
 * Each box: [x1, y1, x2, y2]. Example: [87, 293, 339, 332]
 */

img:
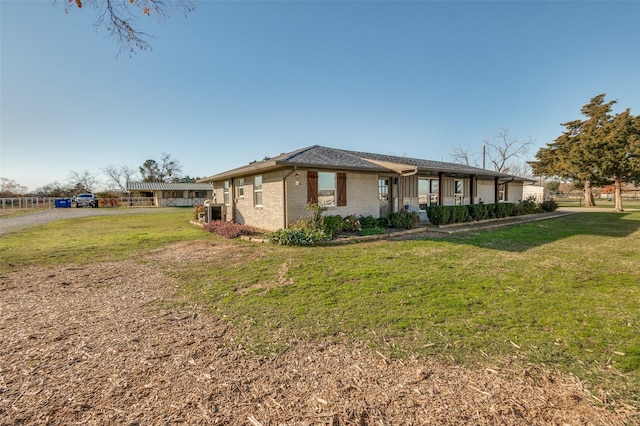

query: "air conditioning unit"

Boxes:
[204, 204, 226, 222]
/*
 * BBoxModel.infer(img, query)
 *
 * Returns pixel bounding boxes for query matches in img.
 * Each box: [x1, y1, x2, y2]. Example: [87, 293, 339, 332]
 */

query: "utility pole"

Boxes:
[482, 145, 486, 169]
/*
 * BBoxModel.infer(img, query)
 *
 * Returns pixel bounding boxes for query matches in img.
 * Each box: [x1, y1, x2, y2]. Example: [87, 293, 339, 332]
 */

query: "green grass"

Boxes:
[0, 209, 206, 268]
[1, 209, 639, 407]
[556, 198, 640, 210]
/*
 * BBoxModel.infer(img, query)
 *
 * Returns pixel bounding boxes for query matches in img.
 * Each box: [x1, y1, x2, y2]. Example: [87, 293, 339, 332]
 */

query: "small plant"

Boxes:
[386, 210, 420, 229]
[540, 199, 559, 212]
[305, 202, 327, 231]
[359, 227, 387, 236]
[193, 204, 205, 221]
[342, 215, 361, 232]
[322, 215, 344, 238]
[268, 228, 329, 246]
[203, 220, 255, 239]
[358, 215, 381, 229]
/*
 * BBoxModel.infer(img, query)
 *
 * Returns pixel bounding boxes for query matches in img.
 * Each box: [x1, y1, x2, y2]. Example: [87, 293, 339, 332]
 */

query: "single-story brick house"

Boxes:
[199, 145, 529, 231]
[127, 182, 213, 207]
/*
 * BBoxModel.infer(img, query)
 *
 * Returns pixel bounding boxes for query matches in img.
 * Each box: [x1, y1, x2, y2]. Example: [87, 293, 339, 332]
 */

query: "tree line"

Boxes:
[0, 153, 201, 198]
[530, 94, 640, 212]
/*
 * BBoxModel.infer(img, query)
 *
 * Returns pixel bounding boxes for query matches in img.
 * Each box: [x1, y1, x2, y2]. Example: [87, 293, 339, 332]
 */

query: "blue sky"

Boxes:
[1, 0, 639, 191]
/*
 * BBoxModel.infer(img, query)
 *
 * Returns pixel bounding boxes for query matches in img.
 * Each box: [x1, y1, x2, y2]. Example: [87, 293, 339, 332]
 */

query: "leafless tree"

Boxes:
[35, 181, 72, 198]
[485, 129, 534, 174]
[507, 162, 534, 180]
[59, 0, 196, 54]
[68, 170, 99, 193]
[449, 145, 481, 168]
[102, 164, 137, 194]
[449, 129, 534, 176]
[0, 178, 28, 197]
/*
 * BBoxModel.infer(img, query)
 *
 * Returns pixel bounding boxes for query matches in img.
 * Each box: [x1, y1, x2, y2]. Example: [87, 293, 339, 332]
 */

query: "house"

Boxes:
[199, 145, 529, 231]
[127, 182, 213, 207]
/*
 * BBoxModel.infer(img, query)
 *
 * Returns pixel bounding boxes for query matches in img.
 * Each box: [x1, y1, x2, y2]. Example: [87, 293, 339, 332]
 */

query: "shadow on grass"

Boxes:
[438, 212, 640, 252]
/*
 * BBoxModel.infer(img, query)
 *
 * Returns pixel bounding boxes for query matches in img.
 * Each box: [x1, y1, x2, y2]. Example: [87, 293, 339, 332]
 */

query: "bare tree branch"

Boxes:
[68, 170, 99, 193]
[59, 0, 196, 54]
[102, 164, 137, 194]
[485, 129, 534, 173]
[449, 145, 481, 167]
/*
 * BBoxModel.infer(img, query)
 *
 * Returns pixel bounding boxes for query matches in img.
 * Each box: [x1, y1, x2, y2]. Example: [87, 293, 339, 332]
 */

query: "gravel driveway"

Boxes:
[0, 207, 177, 236]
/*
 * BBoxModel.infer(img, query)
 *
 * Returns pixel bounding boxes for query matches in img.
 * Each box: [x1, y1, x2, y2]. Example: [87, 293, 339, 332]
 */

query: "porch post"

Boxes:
[470, 175, 476, 205]
[438, 172, 444, 206]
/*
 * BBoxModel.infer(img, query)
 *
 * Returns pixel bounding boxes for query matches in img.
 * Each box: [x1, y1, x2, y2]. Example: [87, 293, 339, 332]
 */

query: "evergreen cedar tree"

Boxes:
[530, 94, 640, 212]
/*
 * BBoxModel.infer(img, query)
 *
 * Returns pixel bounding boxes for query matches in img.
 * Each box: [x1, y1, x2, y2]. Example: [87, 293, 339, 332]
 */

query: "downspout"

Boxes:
[282, 166, 298, 229]
[401, 166, 418, 177]
[230, 178, 235, 223]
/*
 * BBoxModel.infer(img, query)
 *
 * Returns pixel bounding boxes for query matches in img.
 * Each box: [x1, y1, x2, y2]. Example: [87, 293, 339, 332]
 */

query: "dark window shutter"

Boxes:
[505, 183, 509, 200]
[337, 172, 347, 206]
[307, 171, 318, 203]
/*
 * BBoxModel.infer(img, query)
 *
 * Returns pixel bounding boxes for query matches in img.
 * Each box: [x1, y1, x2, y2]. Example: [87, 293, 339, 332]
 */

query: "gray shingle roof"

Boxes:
[199, 145, 520, 182]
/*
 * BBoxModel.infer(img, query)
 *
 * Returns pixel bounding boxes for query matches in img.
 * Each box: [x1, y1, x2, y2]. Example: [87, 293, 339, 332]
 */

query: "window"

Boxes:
[308, 171, 346, 206]
[418, 178, 439, 210]
[167, 191, 182, 198]
[318, 172, 336, 206]
[454, 179, 463, 205]
[223, 181, 230, 205]
[378, 178, 389, 201]
[238, 178, 244, 199]
[498, 183, 508, 201]
[254, 175, 263, 207]
[192, 191, 206, 198]
[430, 179, 439, 205]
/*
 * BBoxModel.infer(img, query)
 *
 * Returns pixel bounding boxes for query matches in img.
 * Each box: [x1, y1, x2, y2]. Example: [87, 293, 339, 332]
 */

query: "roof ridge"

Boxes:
[280, 145, 321, 162]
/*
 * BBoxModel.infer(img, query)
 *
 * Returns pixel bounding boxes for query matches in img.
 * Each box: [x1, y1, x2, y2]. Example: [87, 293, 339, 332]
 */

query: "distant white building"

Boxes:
[522, 185, 548, 204]
[127, 182, 213, 207]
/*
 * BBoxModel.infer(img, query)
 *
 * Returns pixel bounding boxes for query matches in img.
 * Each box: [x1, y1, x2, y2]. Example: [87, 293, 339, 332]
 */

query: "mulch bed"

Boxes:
[1, 241, 637, 425]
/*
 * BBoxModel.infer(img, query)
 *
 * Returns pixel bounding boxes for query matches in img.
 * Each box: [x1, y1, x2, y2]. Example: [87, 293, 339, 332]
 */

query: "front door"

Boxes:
[378, 177, 390, 217]
[418, 178, 439, 221]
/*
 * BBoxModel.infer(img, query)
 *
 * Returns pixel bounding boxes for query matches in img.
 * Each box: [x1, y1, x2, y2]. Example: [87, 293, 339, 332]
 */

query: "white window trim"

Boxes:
[254, 175, 263, 207]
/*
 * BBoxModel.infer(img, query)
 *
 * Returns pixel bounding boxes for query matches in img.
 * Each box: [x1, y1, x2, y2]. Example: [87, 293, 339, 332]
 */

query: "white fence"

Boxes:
[0, 197, 157, 210]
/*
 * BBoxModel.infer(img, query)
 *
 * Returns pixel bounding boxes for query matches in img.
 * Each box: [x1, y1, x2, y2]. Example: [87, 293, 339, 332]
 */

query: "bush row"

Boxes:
[426, 198, 558, 226]
[269, 204, 421, 245]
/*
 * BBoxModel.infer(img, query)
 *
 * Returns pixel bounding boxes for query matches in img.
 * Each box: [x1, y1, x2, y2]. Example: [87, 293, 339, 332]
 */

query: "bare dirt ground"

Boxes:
[1, 239, 637, 425]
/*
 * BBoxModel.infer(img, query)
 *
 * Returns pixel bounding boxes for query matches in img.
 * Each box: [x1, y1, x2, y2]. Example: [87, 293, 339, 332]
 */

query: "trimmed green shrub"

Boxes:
[451, 205, 470, 223]
[387, 211, 420, 229]
[426, 206, 444, 226]
[485, 204, 498, 219]
[322, 215, 344, 238]
[359, 227, 388, 236]
[495, 202, 515, 218]
[512, 196, 541, 216]
[540, 199, 559, 212]
[358, 215, 381, 229]
[268, 228, 329, 246]
[468, 204, 488, 221]
[427, 203, 519, 226]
